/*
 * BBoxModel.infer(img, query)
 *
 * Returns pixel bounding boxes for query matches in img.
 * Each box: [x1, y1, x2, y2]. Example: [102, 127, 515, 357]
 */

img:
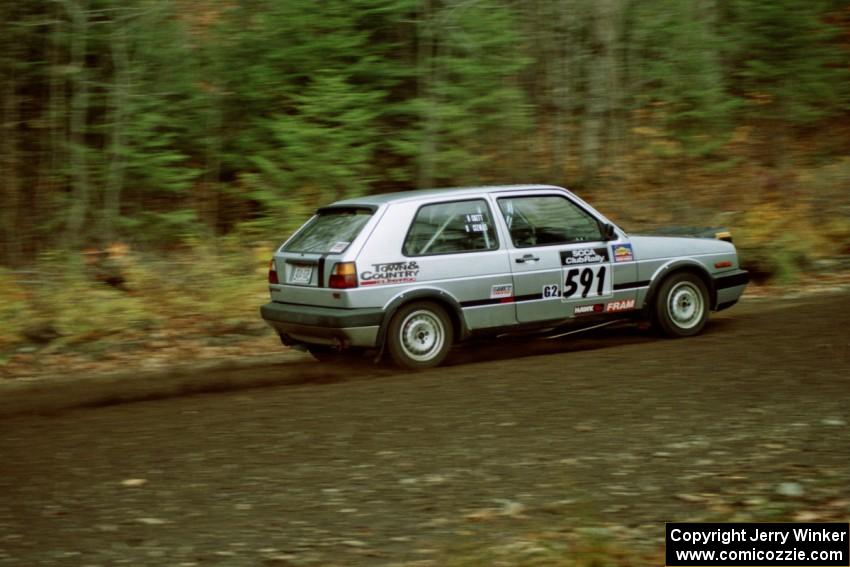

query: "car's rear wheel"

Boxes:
[654, 273, 709, 337]
[386, 301, 453, 370]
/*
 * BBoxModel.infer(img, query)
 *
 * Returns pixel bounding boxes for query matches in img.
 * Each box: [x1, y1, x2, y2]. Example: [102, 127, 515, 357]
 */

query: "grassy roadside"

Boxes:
[0, 240, 282, 379]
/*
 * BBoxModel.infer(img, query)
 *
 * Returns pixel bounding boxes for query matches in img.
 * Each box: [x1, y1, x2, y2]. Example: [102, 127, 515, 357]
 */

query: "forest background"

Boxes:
[1, 0, 848, 360]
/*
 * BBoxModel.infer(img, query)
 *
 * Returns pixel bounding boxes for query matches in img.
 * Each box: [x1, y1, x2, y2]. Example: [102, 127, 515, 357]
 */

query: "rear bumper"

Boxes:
[260, 301, 384, 347]
[713, 269, 749, 311]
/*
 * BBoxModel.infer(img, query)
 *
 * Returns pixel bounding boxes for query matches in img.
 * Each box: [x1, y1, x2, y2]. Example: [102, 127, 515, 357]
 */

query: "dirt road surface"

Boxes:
[1, 293, 849, 566]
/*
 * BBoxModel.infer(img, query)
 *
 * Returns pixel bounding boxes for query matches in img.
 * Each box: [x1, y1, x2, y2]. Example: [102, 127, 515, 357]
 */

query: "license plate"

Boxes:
[290, 264, 313, 284]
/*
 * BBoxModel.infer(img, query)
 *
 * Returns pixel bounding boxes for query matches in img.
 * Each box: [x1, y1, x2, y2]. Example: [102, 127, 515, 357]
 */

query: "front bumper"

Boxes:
[260, 301, 384, 348]
[713, 269, 749, 311]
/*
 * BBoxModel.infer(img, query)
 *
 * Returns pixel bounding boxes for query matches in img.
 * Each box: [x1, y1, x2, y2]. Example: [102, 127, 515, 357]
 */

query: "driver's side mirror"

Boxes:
[601, 222, 617, 241]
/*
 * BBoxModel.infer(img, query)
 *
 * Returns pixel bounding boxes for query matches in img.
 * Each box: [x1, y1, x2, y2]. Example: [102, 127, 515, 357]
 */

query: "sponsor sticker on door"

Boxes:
[490, 283, 513, 299]
[612, 243, 634, 263]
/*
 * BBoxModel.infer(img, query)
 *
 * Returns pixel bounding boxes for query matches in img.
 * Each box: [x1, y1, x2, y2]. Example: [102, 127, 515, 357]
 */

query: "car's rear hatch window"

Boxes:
[283, 207, 374, 255]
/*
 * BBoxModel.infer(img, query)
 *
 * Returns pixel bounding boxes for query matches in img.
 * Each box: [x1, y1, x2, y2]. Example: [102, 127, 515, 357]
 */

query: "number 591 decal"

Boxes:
[561, 265, 612, 301]
[559, 247, 613, 301]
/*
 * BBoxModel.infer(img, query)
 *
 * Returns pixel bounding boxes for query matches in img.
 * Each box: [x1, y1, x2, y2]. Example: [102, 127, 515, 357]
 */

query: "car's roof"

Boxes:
[330, 184, 567, 207]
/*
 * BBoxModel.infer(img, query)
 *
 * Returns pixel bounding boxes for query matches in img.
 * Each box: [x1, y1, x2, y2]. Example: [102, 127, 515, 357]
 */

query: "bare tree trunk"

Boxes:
[49, 6, 66, 241]
[417, 0, 437, 189]
[552, 0, 576, 183]
[204, 95, 222, 234]
[104, 18, 130, 241]
[63, 0, 91, 248]
[1, 67, 22, 265]
[580, 0, 621, 183]
[580, 55, 604, 181]
[600, 0, 624, 179]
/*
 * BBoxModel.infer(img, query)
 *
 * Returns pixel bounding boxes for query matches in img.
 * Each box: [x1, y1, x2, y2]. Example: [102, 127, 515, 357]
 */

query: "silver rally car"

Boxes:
[261, 185, 749, 369]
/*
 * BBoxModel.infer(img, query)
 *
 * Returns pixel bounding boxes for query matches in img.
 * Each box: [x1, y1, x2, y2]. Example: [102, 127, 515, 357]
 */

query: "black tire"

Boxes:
[386, 301, 453, 370]
[653, 272, 710, 337]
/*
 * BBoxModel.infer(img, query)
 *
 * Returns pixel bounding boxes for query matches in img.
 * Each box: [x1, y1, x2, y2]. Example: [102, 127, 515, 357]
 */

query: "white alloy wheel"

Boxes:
[387, 301, 453, 369]
[654, 273, 709, 337]
[666, 281, 705, 330]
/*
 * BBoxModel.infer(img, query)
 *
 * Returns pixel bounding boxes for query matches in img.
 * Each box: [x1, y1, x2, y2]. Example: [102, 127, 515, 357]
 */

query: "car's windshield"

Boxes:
[283, 208, 373, 254]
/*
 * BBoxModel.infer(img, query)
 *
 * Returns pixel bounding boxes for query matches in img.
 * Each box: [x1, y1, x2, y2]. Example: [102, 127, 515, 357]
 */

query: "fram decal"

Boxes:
[490, 283, 513, 299]
[574, 303, 604, 315]
[612, 243, 634, 263]
[561, 247, 610, 266]
[605, 299, 636, 312]
[360, 261, 419, 286]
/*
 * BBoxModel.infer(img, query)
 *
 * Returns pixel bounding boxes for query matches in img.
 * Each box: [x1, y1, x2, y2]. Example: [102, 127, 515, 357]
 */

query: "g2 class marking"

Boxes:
[542, 284, 559, 299]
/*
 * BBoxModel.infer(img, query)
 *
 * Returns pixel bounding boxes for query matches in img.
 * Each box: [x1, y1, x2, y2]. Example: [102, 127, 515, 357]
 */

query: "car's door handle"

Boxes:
[515, 254, 540, 264]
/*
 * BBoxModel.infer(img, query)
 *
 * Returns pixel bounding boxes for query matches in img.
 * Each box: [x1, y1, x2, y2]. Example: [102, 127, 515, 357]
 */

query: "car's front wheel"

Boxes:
[654, 273, 709, 337]
[386, 301, 453, 370]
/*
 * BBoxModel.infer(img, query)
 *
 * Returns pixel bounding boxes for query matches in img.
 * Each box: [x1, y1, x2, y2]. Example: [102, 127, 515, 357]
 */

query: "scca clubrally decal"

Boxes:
[560, 247, 610, 266]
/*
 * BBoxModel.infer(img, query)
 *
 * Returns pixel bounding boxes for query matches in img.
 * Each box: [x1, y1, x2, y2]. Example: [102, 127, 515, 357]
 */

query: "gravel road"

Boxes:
[1, 293, 848, 566]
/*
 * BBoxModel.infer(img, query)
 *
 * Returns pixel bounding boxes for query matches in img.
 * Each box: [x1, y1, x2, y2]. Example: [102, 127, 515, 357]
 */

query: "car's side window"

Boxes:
[403, 199, 499, 256]
[497, 195, 603, 248]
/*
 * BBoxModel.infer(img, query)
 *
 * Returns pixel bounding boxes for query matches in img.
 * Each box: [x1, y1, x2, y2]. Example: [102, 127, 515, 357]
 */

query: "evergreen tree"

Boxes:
[629, 0, 738, 153]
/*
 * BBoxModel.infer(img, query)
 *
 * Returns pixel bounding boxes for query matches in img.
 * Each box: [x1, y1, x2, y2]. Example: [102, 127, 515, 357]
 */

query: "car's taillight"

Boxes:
[268, 258, 279, 284]
[329, 262, 357, 289]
